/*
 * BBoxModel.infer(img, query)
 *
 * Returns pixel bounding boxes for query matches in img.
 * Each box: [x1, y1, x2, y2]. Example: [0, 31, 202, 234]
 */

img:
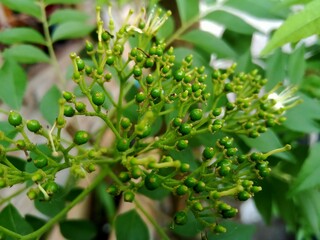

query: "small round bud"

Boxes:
[75, 102, 86, 112]
[131, 166, 143, 179]
[202, 147, 215, 159]
[144, 173, 161, 190]
[176, 185, 189, 196]
[64, 105, 75, 117]
[34, 158, 48, 169]
[120, 117, 131, 129]
[184, 177, 197, 188]
[62, 91, 73, 102]
[8, 111, 22, 127]
[180, 163, 190, 173]
[179, 123, 192, 135]
[174, 211, 188, 225]
[73, 130, 90, 145]
[27, 120, 42, 133]
[119, 171, 131, 183]
[238, 191, 251, 201]
[123, 191, 135, 202]
[116, 138, 130, 152]
[76, 58, 85, 71]
[173, 69, 185, 82]
[135, 92, 146, 103]
[176, 140, 188, 151]
[92, 91, 105, 106]
[189, 109, 203, 121]
[193, 181, 206, 193]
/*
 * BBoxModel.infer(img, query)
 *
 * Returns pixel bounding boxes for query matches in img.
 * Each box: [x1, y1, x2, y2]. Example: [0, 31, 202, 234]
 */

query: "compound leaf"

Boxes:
[0, 28, 46, 45]
[52, 21, 95, 42]
[3, 44, 50, 64]
[262, 0, 320, 55]
[115, 210, 149, 240]
[0, 58, 27, 109]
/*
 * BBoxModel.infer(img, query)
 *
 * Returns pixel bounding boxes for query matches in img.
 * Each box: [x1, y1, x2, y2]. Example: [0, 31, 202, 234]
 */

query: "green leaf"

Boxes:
[0, 204, 33, 237]
[0, 58, 27, 109]
[205, 10, 257, 35]
[52, 21, 95, 42]
[115, 210, 149, 240]
[265, 49, 287, 90]
[291, 143, 320, 193]
[60, 220, 97, 240]
[288, 45, 306, 85]
[0, 0, 41, 19]
[301, 74, 320, 98]
[3, 44, 50, 64]
[284, 93, 320, 133]
[39, 85, 61, 125]
[96, 182, 115, 222]
[294, 190, 320, 238]
[239, 130, 295, 163]
[208, 221, 256, 240]
[34, 186, 65, 217]
[45, 0, 83, 4]
[277, 0, 313, 7]
[174, 47, 209, 67]
[0, 28, 46, 45]
[225, 0, 288, 19]
[271, 181, 297, 230]
[261, 0, 320, 55]
[180, 29, 236, 58]
[176, 0, 199, 24]
[48, 9, 89, 26]
[139, 184, 170, 200]
[7, 155, 26, 171]
[254, 180, 273, 224]
[235, 50, 256, 73]
[25, 214, 46, 231]
[0, 122, 18, 148]
[173, 210, 203, 237]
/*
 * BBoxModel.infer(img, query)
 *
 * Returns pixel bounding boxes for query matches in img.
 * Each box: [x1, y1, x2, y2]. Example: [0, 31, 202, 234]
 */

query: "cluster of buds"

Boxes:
[0, 6, 299, 234]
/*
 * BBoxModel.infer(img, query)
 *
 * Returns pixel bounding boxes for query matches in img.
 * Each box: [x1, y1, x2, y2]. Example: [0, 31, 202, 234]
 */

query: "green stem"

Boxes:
[39, 0, 65, 87]
[0, 226, 22, 239]
[117, 80, 125, 131]
[14, 167, 109, 240]
[134, 199, 170, 240]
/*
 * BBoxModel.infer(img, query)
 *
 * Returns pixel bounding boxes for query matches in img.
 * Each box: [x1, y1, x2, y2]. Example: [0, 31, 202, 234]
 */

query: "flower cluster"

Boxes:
[0, 6, 299, 236]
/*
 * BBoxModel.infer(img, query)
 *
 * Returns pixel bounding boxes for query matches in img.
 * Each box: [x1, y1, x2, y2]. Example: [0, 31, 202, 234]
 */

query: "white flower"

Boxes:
[267, 86, 299, 110]
[144, 8, 172, 36]
[125, 25, 143, 34]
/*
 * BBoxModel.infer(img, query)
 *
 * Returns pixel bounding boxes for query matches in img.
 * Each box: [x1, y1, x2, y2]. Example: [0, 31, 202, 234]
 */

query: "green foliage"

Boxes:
[291, 143, 320, 193]
[176, 0, 199, 24]
[48, 9, 90, 26]
[181, 29, 236, 58]
[0, 0, 41, 19]
[0, 58, 27, 110]
[3, 44, 50, 64]
[0, 28, 46, 45]
[115, 210, 149, 240]
[39, 85, 61, 124]
[52, 22, 95, 43]
[59, 220, 97, 240]
[262, 0, 320, 55]
[0, 204, 33, 237]
[205, 11, 258, 35]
